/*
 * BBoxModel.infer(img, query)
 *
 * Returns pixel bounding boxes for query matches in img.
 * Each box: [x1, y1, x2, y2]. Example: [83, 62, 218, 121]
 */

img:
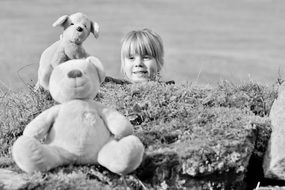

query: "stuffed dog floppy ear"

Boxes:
[90, 22, 100, 39]
[87, 56, 105, 84]
[52, 15, 69, 29]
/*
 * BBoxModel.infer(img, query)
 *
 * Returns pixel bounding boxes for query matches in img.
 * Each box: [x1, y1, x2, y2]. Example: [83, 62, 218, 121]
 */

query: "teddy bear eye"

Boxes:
[84, 24, 87, 28]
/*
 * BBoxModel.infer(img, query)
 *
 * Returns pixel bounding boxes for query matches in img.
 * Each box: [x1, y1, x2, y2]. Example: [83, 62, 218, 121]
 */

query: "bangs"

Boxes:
[122, 33, 157, 58]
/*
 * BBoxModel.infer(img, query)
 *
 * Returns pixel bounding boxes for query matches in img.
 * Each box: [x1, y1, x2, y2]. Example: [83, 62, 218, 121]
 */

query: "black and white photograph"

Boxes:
[0, 0, 285, 189]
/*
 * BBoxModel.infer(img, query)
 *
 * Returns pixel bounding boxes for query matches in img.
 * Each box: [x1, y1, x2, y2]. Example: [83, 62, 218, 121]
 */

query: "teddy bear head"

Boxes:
[49, 56, 105, 103]
[52, 12, 99, 45]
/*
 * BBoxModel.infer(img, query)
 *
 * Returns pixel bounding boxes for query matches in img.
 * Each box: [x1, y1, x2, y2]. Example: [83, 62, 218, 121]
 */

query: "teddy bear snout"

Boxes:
[67, 69, 83, 78]
[76, 26, 83, 32]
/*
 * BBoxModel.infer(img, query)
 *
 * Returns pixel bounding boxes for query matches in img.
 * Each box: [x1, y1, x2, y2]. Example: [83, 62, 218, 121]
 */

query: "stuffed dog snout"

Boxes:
[35, 12, 100, 91]
[76, 26, 83, 32]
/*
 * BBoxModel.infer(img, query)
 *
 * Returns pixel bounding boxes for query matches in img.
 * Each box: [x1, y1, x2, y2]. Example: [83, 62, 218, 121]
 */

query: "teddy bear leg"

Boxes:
[12, 136, 71, 173]
[98, 135, 144, 175]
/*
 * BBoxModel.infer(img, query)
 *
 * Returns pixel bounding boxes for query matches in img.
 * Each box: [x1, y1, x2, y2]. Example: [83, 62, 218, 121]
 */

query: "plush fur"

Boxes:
[35, 12, 99, 90]
[13, 57, 144, 175]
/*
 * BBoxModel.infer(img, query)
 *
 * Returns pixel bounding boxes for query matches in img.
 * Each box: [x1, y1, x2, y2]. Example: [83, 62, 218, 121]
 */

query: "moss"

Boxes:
[0, 80, 277, 189]
[0, 88, 54, 156]
[97, 81, 275, 188]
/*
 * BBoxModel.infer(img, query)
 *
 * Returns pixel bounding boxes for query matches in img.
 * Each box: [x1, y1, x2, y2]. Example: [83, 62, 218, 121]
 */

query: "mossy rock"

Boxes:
[0, 81, 277, 189]
[97, 81, 275, 189]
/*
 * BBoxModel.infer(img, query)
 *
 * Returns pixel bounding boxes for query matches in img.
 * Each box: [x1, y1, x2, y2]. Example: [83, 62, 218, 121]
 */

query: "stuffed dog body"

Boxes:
[13, 57, 144, 175]
[36, 12, 99, 90]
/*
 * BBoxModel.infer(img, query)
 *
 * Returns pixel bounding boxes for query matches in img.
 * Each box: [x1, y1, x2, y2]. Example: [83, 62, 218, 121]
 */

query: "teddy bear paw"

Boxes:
[12, 136, 49, 173]
[98, 135, 144, 175]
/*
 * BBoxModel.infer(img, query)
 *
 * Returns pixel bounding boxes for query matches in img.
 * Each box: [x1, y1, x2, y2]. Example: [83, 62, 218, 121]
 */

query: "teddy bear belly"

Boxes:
[48, 111, 111, 160]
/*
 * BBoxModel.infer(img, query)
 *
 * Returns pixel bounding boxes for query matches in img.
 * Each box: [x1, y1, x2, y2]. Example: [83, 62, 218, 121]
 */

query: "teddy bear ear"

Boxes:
[87, 56, 105, 84]
[90, 22, 99, 39]
[52, 15, 69, 28]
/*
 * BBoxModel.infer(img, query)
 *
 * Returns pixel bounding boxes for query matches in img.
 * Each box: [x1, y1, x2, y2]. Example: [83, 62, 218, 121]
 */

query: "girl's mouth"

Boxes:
[133, 71, 147, 74]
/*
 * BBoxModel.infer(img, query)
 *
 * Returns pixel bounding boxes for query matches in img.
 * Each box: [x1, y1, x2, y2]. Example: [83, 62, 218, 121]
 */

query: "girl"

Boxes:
[105, 28, 174, 84]
[120, 28, 165, 83]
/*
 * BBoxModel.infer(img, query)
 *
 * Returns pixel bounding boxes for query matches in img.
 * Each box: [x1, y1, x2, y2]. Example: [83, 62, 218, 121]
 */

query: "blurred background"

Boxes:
[1, 0, 285, 90]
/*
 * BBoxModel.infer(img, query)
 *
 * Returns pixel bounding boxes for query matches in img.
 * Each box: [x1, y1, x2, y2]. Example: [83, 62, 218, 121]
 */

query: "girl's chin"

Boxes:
[131, 77, 149, 83]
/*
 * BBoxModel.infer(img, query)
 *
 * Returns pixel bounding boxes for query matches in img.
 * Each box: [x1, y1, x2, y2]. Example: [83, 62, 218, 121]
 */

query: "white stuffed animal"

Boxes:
[35, 12, 99, 91]
[13, 57, 144, 175]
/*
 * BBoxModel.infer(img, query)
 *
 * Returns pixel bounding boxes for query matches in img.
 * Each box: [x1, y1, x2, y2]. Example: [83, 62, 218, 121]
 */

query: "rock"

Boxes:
[0, 169, 28, 190]
[98, 82, 273, 189]
[134, 108, 261, 189]
[263, 85, 285, 180]
[136, 150, 181, 185]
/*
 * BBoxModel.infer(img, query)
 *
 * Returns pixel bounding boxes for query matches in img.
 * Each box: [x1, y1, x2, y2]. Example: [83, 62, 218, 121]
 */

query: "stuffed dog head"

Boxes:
[53, 12, 99, 45]
[49, 56, 105, 103]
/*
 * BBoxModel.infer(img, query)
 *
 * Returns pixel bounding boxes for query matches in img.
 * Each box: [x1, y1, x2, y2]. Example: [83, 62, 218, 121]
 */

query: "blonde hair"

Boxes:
[120, 28, 164, 76]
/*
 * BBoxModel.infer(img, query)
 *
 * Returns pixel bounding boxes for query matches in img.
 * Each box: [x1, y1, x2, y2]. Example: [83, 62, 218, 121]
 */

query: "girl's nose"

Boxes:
[134, 57, 143, 67]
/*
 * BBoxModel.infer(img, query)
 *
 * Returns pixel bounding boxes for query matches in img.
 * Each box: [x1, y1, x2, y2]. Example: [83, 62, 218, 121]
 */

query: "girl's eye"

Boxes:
[143, 55, 152, 60]
[70, 23, 74, 25]
[128, 56, 135, 60]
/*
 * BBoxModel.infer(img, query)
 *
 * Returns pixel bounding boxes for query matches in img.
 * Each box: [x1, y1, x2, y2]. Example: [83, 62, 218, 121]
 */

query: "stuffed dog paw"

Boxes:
[13, 57, 144, 175]
[35, 12, 100, 91]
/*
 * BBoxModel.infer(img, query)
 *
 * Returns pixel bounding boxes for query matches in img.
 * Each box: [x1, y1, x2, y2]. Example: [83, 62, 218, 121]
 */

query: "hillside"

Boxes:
[0, 80, 281, 189]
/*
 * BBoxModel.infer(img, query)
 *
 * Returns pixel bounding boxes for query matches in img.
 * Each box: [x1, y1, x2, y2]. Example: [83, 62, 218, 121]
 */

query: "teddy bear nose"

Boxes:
[76, 26, 83, 32]
[67, 70, 83, 78]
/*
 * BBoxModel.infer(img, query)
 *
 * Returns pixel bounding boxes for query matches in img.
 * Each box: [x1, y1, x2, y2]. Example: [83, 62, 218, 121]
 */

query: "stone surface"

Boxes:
[97, 82, 274, 189]
[263, 84, 285, 180]
[0, 169, 28, 190]
[135, 112, 257, 189]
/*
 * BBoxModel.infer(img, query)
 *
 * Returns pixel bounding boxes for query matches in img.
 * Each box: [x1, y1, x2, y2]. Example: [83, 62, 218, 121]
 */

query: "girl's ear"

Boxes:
[90, 21, 99, 38]
[87, 56, 105, 83]
[52, 15, 69, 28]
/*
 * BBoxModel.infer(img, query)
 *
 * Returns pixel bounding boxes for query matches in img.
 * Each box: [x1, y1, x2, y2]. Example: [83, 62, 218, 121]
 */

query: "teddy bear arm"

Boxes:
[23, 105, 60, 139]
[99, 106, 134, 139]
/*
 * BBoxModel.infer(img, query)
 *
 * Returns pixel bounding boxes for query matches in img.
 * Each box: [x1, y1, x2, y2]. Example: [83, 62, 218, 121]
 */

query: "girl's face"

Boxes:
[123, 54, 158, 83]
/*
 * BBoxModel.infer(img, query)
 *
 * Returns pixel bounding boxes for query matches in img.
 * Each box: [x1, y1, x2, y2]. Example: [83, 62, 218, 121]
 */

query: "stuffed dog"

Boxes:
[35, 12, 99, 91]
[13, 56, 144, 175]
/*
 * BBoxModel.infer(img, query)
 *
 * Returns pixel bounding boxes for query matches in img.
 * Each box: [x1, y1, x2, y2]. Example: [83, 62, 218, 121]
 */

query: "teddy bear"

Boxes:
[12, 56, 145, 175]
[35, 12, 100, 91]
